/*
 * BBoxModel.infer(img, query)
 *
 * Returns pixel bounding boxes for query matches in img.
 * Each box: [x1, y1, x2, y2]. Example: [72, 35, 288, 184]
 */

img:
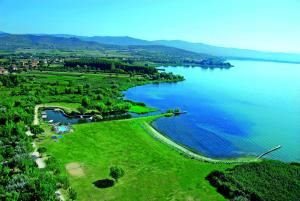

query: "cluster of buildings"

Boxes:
[0, 64, 25, 75]
[0, 57, 64, 75]
[0, 67, 8, 75]
[0, 58, 41, 75]
[19, 59, 40, 68]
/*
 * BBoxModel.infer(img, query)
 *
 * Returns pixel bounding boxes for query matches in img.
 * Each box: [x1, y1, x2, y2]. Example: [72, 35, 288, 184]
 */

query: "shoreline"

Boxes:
[142, 119, 259, 164]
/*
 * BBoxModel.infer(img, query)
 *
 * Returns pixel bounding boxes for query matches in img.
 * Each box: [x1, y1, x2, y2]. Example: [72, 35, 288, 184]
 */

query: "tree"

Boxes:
[37, 147, 47, 154]
[109, 166, 125, 182]
[78, 106, 87, 114]
[96, 94, 103, 100]
[67, 187, 77, 200]
[96, 102, 106, 113]
[81, 96, 90, 108]
[111, 62, 116, 71]
[30, 125, 44, 135]
[68, 80, 74, 87]
[77, 85, 83, 95]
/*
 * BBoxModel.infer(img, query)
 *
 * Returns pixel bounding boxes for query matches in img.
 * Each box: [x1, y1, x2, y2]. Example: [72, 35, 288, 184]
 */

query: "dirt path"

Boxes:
[141, 122, 258, 164]
[55, 190, 65, 201]
[33, 105, 41, 125]
[31, 142, 46, 168]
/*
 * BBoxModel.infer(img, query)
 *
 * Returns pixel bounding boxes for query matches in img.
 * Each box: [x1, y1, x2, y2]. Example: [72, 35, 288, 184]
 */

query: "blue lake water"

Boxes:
[124, 60, 300, 162]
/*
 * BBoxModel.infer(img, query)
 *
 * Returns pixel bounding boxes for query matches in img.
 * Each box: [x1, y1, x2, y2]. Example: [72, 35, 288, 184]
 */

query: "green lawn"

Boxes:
[128, 105, 158, 114]
[40, 102, 81, 113]
[39, 102, 100, 114]
[42, 102, 158, 115]
[42, 116, 232, 201]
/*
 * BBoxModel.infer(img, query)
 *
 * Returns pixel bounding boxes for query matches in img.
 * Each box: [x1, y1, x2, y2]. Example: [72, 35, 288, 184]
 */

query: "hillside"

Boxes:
[38, 33, 300, 63]
[0, 31, 7, 35]
[0, 34, 113, 51]
[82, 36, 152, 46]
[155, 40, 300, 63]
[0, 33, 230, 67]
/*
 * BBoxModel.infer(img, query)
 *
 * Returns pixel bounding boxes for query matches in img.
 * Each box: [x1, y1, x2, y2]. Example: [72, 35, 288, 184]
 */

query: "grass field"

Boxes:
[41, 102, 157, 114]
[41, 116, 233, 201]
[38, 102, 81, 113]
[128, 105, 158, 114]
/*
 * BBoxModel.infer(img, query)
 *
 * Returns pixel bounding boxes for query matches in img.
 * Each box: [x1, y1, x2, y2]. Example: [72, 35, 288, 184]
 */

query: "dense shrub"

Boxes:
[206, 160, 300, 201]
[29, 125, 44, 134]
[67, 187, 77, 200]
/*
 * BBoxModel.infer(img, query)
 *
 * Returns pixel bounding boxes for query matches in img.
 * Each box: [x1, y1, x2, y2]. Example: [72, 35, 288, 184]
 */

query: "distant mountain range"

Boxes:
[1, 31, 300, 63]
[0, 34, 110, 51]
[154, 40, 300, 64]
[0, 33, 218, 66]
[0, 31, 8, 35]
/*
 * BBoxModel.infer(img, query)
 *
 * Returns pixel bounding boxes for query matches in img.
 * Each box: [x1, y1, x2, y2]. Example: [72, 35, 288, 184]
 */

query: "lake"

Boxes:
[124, 60, 300, 162]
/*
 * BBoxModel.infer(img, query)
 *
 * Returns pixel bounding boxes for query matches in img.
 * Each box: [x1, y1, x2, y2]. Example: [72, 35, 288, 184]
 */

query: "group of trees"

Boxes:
[3, 74, 143, 118]
[79, 95, 132, 116]
[183, 58, 233, 68]
[64, 58, 158, 74]
[206, 160, 300, 201]
[143, 72, 184, 81]
[0, 75, 26, 88]
[0, 102, 57, 200]
[0, 75, 71, 200]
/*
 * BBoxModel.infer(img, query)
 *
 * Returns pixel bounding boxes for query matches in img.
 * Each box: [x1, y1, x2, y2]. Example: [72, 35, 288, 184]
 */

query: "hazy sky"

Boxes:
[1, 0, 300, 53]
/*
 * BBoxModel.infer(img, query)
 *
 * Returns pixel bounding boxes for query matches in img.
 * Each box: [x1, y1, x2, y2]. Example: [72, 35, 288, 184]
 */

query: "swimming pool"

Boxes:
[55, 125, 70, 133]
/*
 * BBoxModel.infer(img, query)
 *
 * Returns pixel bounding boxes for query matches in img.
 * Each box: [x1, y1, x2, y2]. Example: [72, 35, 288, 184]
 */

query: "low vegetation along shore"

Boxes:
[1, 66, 300, 200]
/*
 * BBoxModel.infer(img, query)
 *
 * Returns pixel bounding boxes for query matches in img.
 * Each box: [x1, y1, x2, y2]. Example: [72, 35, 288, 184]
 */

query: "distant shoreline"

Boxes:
[228, 57, 300, 64]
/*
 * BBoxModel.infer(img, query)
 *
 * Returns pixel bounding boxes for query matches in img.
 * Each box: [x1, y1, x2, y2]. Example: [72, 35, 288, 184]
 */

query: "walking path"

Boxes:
[141, 122, 258, 164]
[31, 142, 46, 168]
[33, 105, 41, 125]
[55, 190, 65, 201]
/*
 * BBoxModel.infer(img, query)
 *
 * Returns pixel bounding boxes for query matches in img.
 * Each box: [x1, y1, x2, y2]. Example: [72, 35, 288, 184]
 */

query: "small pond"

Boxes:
[43, 109, 136, 125]
[43, 109, 92, 124]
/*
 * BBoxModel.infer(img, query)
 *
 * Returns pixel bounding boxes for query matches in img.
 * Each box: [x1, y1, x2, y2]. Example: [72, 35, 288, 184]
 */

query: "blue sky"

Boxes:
[0, 0, 299, 53]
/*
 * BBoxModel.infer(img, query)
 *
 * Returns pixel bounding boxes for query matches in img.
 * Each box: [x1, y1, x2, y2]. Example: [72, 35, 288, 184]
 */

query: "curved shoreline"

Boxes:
[141, 121, 259, 164]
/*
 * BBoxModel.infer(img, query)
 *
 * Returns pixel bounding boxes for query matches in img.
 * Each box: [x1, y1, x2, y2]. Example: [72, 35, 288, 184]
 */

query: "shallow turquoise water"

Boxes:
[56, 125, 69, 133]
[124, 60, 300, 162]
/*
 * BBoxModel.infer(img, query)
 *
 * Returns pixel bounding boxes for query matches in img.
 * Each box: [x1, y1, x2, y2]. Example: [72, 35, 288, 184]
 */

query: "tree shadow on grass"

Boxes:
[93, 179, 114, 188]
